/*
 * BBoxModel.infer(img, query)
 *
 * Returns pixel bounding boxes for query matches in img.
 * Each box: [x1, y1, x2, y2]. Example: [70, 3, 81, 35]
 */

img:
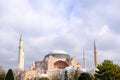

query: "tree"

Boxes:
[52, 77, 61, 80]
[95, 60, 120, 80]
[5, 69, 15, 80]
[73, 69, 79, 80]
[78, 72, 94, 80]
[39, 77, 49, 80]
[0, 66, 6, 80]
[64, 71, 68, 80]
[68, 69, 75, 80]
[52, 75, 61, 80]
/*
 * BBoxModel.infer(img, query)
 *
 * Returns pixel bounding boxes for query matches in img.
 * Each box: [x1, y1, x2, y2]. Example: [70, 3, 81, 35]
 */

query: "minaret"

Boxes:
[18, 35, 24, 71]
[94, 40, 98, 68]
[83, 50, 86, 69]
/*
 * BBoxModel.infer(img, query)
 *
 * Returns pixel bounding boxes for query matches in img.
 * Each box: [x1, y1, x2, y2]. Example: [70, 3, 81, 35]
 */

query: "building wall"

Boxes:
[24, 70, 38, 80]
[46, 55, 69, 70]
[71, 56, 80, 68]
[30, 54, 80, 71]
[25, 53, 80, 80]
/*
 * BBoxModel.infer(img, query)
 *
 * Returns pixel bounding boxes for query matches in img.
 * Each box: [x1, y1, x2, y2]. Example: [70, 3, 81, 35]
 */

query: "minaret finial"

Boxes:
[94, 40, 98, 68]
[83, 49, 86, 69]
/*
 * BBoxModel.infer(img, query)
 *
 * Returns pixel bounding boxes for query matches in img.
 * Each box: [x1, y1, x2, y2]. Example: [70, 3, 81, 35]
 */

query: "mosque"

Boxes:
[16, 36, 98, 80]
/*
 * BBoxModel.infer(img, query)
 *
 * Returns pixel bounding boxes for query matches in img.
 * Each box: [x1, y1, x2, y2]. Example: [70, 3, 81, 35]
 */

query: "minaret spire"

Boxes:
[18, 35, 24, 71]
[94, 40, 98, 68]
[20, 34, 22, 41]
[83, 49, 86, 69]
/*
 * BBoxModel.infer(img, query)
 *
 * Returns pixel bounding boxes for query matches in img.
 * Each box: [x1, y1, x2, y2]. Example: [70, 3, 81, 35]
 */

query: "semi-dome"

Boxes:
[45, 49, 70, 59]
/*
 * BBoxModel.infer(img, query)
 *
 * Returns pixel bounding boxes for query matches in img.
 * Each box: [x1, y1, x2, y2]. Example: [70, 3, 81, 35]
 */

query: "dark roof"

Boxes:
[45, 53, 70, 59]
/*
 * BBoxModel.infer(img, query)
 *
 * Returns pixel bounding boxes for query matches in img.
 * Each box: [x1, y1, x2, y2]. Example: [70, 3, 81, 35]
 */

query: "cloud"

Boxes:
[0, 0, 120, 70]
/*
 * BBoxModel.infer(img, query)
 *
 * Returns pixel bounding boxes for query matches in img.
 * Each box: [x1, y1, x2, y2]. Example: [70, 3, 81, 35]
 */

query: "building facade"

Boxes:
[20, 49, 80, 80]
[16, 36, 97, 80]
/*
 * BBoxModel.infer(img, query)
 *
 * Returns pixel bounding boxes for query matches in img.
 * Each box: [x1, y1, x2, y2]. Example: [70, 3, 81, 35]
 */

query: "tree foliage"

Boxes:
[52, 77, 61, 80]
[39, 77, 49, 80]
[0, 66, 6, 80]
[95, 60, 120, 80]
[73, 69, 79, 80]
[5, 69, 15, 80]
[78, 72, 94, 80]
[64, 71, 68, 80]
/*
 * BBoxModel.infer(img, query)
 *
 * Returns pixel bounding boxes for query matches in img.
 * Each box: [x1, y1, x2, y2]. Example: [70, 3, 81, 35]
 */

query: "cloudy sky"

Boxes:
[0, 0, 120, 71]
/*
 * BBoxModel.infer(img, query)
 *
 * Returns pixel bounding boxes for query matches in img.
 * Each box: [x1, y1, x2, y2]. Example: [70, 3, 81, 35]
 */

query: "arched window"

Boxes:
[54, 61, 68, 69]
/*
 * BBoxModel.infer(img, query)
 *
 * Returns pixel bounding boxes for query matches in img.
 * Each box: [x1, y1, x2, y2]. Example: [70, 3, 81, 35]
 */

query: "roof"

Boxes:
[79, 68, 87, 73]
[62, 66, 88, 73]
[45, 49, 70, 59]
[49, 49, 67, 54]
[63, 66, 74, 73]
[38, 73, 48, 78]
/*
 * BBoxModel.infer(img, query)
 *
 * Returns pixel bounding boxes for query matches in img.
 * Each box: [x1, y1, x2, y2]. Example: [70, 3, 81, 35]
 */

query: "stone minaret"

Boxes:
[94, 40, 98, 68]
[18, 35, 24, 71]
[83, 50, 86, 69]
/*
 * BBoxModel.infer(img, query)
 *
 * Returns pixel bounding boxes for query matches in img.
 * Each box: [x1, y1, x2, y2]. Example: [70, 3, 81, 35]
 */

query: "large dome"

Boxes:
[45, 49, 70, 59]
[50, 49, 67, 54]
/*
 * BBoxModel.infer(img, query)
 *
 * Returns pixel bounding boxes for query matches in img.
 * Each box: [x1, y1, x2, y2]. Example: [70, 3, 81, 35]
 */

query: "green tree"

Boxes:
[39, 77, 49, 80]
[73, 69, 79, 80]
[78, 72, 94, 80]
[95, 60, 120, 80]
[52, 77, 61, 80]
[5, 69, 15, 80]
[64, 71, 68, 80]
[0, 66, 6, 80]
[69, 69, 75, 80]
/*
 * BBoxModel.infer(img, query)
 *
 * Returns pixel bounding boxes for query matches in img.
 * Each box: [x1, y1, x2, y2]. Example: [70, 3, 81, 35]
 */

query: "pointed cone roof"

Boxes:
[94, 40, 97, 53]
[20, 34, 22, 41]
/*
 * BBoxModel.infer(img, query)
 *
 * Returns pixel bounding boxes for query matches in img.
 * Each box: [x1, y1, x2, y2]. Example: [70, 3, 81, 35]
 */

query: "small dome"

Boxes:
[62, 66, 74, 73]
[79, 68, 87, 73]
[38, 73, 48, 78]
